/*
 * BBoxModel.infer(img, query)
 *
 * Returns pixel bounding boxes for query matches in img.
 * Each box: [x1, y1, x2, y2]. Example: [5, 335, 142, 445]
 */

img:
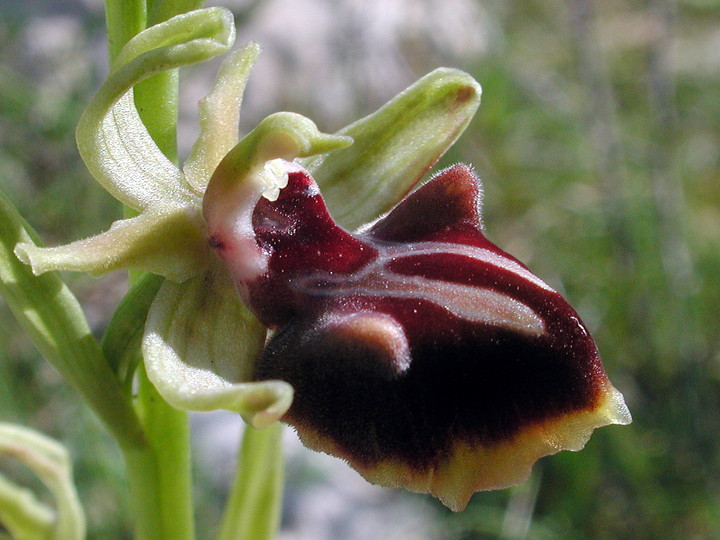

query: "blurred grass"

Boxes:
[1, 0, 719, 538]
[438, 1, 720, 538]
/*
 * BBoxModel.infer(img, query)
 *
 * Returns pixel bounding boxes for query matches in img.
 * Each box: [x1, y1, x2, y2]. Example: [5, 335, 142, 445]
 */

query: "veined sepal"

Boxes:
[15, 204, 207, 282]
[302, 67, 482, 230]
[142, 259, 292, 428]
[76, 7, 237, 212]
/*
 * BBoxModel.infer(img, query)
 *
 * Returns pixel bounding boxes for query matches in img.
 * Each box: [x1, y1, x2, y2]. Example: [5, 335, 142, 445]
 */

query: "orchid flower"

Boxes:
[13, 7, 630, 512]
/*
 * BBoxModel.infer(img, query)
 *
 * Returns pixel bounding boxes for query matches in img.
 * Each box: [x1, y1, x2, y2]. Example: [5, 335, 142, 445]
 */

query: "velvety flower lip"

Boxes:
[204, 160, 631, 511]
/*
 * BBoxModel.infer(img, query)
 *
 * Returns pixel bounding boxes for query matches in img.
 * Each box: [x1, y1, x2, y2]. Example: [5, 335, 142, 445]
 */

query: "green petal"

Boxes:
[204, 111, 351, 214]
[301, 68, 482, 230]
[0, 423, 85, 540]
[184, 42, 261, 192]
[143, 263, 293, 428]
[203, 113, 352, 276]
[76, 8, 236, 210]
[211, 112, 353, 181]
[15, 205, 208, 282]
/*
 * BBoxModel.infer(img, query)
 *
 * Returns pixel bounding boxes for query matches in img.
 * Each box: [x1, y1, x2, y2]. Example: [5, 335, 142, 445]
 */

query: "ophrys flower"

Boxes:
[14, 7, 630, 511]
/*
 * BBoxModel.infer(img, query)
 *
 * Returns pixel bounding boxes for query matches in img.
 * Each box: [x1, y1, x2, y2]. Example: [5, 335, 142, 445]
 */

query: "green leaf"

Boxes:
[0, 186, 145, 450]
[302, 68, 482, 230]
[101, 273, 165, 386]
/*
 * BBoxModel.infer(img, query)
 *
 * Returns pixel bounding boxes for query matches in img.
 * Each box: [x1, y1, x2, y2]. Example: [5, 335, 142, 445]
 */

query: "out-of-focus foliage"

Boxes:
[0, 5, 131, 539]
[1, 0, 719, 539]
[440, 1, 720, 538]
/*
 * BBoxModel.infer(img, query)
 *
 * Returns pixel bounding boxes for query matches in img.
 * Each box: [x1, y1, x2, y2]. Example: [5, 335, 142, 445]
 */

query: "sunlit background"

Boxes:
[1, 0, 719, 538]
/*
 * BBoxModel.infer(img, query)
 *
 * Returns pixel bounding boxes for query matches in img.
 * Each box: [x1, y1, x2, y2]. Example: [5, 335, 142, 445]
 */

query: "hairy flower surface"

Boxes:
[204, 159, 631, 510]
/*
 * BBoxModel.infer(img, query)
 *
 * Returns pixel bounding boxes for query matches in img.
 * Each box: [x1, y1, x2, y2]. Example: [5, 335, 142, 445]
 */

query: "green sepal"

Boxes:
[15, 204, 208, 282]
[142, 261, 293, 428]
[302, 68, 481, 230]
[77, 8, 237, 211]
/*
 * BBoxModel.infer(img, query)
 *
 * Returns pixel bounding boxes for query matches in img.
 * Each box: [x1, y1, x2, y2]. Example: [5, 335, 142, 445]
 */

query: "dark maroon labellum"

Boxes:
[209, 162, 630, 511]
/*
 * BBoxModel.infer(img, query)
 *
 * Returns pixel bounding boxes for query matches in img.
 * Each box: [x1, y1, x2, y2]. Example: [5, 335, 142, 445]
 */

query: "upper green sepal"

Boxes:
[76, 7, 237, 212]
[302, 67, 481, 230]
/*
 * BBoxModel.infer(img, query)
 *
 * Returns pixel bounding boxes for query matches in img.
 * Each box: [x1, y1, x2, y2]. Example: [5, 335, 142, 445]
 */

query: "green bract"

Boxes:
[13, 7, 481, 426]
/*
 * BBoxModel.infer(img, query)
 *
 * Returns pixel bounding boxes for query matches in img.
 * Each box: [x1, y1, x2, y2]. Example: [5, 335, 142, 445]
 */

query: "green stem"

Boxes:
[218, 424, 284, 540]
[133, 0, 207, 164]
[105, 0, 146, 63]
[131, 366, 195, 540]
[104, 1, 195, 538]
[122, 446, 165, 540]
[134, 71, 179, 163]
[101, 3, 285, 539]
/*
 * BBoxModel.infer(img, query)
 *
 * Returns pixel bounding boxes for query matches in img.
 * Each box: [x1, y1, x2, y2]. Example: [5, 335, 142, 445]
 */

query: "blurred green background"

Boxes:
[1, 0, 719, 538]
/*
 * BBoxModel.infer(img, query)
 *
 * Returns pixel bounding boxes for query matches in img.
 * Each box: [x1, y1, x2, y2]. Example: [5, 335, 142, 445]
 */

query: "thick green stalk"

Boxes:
[126, 64, 196, 540]
[105, 0, 146, 62]
[133, 0, 206, 163]
[218, 424, 284, 540]
[133, 366, 195, 540]
[122, 445, 165, 540]
[134, 72, 179, 163]
[147, 0, 207, 23]
[104, 1, 195, 538]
